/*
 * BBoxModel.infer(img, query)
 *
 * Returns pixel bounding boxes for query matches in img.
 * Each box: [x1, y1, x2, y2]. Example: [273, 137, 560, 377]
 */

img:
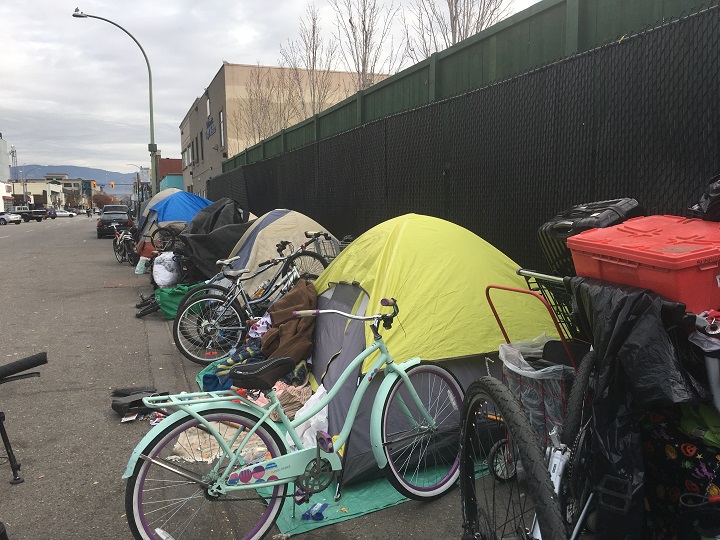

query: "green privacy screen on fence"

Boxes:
[210, 4, 720, 272]
[222, 0, 709, 169]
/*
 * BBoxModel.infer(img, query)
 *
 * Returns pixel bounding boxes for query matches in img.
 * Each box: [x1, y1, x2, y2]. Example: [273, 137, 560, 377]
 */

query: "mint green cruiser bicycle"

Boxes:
[123, 298, 464, 540]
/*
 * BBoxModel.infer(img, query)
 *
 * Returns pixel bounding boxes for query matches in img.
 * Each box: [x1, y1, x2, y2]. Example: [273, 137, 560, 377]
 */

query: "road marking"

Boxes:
[0, 235, 10, 239]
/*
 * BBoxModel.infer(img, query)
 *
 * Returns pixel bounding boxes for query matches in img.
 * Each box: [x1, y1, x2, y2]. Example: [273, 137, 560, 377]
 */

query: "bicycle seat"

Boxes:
[228, 357, 295, 390]
[223, 267, 250, 278]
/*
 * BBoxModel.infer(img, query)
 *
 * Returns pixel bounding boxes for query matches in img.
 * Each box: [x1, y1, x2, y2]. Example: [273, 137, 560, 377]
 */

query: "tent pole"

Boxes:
[334, 372, 363, 501]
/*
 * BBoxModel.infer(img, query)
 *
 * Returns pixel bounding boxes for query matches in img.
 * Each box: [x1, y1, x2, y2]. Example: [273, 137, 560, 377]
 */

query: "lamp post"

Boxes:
[73, 8, 158, 196]
[22, 167, 38, 206]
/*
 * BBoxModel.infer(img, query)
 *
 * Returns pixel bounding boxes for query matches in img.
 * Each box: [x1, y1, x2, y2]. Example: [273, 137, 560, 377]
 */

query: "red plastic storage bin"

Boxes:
[567, 215, 720, 313]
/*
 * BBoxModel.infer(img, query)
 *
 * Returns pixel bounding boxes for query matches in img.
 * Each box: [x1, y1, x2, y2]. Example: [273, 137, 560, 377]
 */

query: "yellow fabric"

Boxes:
[314, 214, 558, 373]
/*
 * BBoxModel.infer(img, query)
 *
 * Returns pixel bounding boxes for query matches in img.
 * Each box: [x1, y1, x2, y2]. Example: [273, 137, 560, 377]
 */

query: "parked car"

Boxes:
[55, 210, 77, 218]
[100, 204, 130, 215]
[0, 211, 22, 225]
[47, 208, 57, 219]
[30, 209, 47, 221]
[97, 212, 133, 239]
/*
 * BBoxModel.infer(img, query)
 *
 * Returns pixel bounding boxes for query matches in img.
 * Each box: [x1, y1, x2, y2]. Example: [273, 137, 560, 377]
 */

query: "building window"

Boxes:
[206, 96, 211, 118]
[200, 131, 204, 162]
[219, 110, 225, 148]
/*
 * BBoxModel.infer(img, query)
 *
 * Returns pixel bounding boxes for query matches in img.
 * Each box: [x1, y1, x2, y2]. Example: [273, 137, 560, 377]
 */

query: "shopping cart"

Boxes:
[485, 269, 590, 445]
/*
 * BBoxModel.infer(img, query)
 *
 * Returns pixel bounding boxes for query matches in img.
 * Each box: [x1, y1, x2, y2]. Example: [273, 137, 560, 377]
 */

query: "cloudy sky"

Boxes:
[2, 0, 540, 175]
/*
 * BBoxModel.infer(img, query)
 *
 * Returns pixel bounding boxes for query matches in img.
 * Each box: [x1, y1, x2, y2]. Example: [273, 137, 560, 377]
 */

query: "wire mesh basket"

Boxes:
[520, 273, 588, 341]
[316, 237, 341, 262]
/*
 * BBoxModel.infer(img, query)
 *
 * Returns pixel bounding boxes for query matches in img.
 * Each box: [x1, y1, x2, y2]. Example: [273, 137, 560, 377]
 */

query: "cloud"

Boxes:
[1, 0, 539, 173]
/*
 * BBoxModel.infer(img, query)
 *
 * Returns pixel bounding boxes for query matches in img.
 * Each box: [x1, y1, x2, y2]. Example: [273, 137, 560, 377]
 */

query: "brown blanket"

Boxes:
[260, 279, 317, 364]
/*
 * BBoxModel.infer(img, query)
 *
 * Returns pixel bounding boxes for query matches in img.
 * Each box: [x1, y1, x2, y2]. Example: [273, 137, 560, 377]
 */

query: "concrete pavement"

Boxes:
[0, 216, 464, 540]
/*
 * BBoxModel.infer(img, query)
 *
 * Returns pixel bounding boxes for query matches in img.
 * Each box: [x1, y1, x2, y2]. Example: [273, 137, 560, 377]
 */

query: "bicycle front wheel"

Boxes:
[173, 296, 247, 365]
[125, 408, 288, 540]
[126, 241, 139, 266]
[381, 361, 463, 500]
[281, 252, 327, 283]
[114, 238, 125, 263]
[459, 376, 565, 540]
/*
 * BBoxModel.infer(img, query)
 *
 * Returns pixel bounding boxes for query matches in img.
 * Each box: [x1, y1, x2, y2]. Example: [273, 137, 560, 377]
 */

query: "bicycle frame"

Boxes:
[123, 327, 433, 497]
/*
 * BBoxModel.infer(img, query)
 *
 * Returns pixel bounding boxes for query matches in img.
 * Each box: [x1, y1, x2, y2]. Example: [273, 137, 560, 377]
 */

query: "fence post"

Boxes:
[565, 0, 580, 56]
[428, 53, 438, 102]
[356, 89, 364, 125]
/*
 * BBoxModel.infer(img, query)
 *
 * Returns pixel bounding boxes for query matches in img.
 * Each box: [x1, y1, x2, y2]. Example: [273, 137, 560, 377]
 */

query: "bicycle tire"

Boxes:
[175, 283, 231, 315]
[380, 361, 463, 500]
[135, 301, 161, 318]
[487, 438, 517, 483]
[559, 350, 597, 533]
[459, 376, 565, 540]
[560, 351, 596, 447]
[126, 242, 140, 266]
[173, 283, 232, 342]
[113, 238, 125, 263]
[281, 251, 327, 283]
[125, 408, 288, 540]
[150, 227, 176, 251]
[173, 296, 248, 365]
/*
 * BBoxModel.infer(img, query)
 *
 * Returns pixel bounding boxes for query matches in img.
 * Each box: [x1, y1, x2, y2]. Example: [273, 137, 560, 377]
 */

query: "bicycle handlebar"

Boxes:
[0, 352, 47, 382]
[292, 298, 399, 322]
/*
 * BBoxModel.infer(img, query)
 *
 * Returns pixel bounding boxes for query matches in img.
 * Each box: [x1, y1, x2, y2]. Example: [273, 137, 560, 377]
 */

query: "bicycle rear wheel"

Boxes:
[281, 252, 327, 282]
[380, 362, 463, 500]
[173, 296, 247, 365]
[459, 376, 565, 540]
[125, 408, 288, 540]
[150, 227, 176, 251]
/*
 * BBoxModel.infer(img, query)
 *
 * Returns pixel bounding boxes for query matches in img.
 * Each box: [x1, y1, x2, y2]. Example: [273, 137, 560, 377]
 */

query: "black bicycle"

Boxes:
[172, 233, 329, 364]
[1, 352, 47, 484]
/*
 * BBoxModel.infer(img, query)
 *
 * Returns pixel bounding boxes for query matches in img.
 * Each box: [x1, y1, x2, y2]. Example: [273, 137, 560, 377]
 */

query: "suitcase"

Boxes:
[537, 198, 645, 277]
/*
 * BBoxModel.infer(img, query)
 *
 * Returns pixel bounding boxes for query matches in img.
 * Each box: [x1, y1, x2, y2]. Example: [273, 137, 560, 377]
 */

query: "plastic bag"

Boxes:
[499, 333, 574, 443]
[153, 252, 181, 288]
[499, 333, 569, 379]
[286, 384, 328, 450]
[135, 256, 150, 275]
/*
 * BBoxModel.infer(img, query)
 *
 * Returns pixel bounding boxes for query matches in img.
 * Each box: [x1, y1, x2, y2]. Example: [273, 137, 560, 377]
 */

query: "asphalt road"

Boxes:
[0, 216, 465, 540]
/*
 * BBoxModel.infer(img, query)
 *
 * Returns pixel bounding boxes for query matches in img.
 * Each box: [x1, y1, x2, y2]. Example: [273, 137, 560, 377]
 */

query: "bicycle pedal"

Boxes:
[596, 475, 633, 514]
[316, 431, 333, 453]
[294, 488, 309, 505]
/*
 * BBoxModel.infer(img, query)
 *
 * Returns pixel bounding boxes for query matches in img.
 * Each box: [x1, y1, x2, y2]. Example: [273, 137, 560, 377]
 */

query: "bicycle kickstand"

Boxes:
[0, 411, 23, 484]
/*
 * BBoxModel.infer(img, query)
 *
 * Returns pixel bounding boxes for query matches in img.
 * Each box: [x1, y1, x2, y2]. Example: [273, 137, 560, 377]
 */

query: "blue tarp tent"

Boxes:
[137, 191, 212, 244]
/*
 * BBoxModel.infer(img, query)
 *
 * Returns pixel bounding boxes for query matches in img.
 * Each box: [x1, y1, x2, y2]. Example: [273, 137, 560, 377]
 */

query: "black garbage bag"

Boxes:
[687, 173, 720, 221]
[569, 277, 711, 539]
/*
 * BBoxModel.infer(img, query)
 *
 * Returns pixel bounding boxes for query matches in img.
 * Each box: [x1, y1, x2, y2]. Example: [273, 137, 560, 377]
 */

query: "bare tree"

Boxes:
[403, 0, 512, 64]
[280, 4, 341, 118]
[329, 0, 403, 91]
[240, 63, 300, 146]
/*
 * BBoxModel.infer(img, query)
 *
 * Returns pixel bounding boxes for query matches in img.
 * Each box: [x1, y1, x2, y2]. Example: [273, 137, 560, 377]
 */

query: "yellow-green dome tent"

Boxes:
[314, 213, 558, 373]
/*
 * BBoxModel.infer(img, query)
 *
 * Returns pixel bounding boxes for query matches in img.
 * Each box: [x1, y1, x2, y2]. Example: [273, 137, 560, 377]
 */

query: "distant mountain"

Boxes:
[9, 165, 137, 195]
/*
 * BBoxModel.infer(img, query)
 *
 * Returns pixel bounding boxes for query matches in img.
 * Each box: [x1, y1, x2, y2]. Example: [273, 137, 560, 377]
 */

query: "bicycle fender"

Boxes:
[122, 402, 287, 479]
[369, 357, 422, 469]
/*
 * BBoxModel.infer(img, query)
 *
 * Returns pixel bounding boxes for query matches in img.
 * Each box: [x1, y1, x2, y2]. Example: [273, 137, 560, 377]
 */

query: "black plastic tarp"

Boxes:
[178, 198, 254, 280]
[569, 277, 711, 538]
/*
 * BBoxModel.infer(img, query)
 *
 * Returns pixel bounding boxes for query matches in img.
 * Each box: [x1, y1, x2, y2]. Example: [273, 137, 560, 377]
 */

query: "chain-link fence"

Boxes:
[209, 4, 720, 271]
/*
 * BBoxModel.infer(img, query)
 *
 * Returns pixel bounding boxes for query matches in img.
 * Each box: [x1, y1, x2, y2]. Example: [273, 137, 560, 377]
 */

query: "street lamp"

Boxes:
[73, 8, 158, 196]
[22, 167, 38, 206]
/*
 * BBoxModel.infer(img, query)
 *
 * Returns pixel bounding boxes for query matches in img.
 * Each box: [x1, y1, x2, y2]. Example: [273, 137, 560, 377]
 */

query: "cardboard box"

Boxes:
[567, 215, 720, 313]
